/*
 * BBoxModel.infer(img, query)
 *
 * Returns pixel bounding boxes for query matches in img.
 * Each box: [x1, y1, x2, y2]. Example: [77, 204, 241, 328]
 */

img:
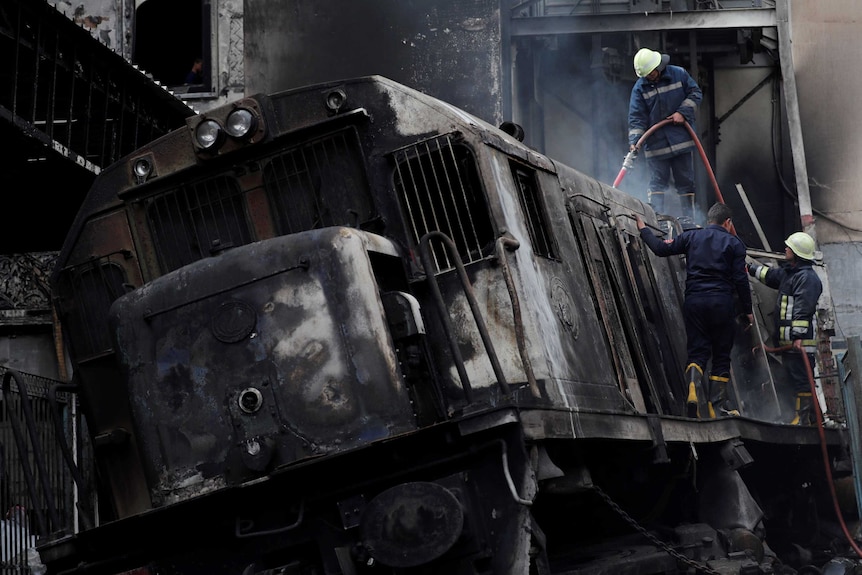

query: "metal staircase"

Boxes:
[0, 0, 195, 252]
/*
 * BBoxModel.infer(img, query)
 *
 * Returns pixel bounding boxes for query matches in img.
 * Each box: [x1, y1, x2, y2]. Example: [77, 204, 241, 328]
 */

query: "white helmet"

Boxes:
[785, 231, 816, 261]
[633, 48, 669, 78]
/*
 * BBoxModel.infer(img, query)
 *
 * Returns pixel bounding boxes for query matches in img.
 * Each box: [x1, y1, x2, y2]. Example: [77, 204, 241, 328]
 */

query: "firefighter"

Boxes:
[628, 48, 702, 222]
[747, 231, 822, 425]
[635, 203, 753, 418]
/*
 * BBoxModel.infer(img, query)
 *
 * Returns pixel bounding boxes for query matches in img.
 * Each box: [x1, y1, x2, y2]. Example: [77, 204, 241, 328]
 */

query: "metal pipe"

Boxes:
[495, 236, 540, 398]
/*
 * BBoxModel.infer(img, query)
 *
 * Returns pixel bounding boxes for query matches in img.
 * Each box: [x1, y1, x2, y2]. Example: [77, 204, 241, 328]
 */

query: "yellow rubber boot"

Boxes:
[790, 392, 813, 425]
[685, 363, 703, 419]
[708, 374, 739, 417]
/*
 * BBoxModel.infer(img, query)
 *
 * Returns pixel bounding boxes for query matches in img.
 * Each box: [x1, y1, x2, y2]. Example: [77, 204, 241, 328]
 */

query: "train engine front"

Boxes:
[47, 77, 559, 575]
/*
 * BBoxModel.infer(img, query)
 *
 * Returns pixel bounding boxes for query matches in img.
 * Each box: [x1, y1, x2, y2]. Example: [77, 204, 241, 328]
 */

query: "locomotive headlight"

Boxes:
[225, 108, 257, 139]
[132, 156, 153, 183]
[325, 88, 347, 112]
[195, 119, 224, 150]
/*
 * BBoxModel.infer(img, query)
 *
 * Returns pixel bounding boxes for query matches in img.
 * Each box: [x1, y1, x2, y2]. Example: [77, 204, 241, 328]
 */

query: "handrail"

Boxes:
[418, 232, 511, 401]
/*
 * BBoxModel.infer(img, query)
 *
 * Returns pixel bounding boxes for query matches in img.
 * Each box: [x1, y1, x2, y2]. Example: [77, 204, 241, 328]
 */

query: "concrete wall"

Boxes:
[791, 0, 862, 337]
[49, 0, 132, 59]
[0, 332, 61, 380]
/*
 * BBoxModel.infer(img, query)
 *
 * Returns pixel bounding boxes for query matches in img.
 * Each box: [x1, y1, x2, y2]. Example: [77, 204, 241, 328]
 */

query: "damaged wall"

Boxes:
[49, 0, 244, 113]
[49, 0, 131, 59]
[243, 0, 503, 127]
[791, 0, 862, 338]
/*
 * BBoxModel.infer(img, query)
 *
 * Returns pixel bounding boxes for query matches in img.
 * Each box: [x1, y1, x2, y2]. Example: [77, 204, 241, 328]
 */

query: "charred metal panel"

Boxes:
[244, 0, 503, 126]
[110, 228, 416, 506]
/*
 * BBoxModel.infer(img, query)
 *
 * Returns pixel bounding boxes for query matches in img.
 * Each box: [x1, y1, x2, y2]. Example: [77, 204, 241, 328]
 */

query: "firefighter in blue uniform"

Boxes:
[747, 231, 822, 425]
[636, 203, 753, 418]
[629, 48, 702, 222]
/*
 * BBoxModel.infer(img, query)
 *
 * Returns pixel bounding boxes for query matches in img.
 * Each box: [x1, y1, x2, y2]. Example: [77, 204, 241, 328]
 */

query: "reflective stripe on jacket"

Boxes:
[749, 261, 822, 351]
[628, 65, 703, 160]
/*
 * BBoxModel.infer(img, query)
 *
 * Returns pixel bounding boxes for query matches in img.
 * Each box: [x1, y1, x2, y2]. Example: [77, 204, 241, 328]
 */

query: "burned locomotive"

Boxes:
[43, 76, 851, 575]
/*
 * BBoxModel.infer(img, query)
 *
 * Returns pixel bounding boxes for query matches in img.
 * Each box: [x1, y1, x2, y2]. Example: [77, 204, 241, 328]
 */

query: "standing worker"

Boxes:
[628, 48, 703, 223]
[747, 232, 822, 425]
[636, 203, 753, 418]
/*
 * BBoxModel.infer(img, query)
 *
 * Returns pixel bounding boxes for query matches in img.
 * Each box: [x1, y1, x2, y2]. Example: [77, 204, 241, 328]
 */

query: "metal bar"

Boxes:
[510, 8, 776, 37]
[495, 236, 539, 398]
[2, 371, 54, 537]
[30, 5, 42, 126]
[84, 48, 95, 166]
[750, 297, 782, 418]
[100, 67, 111, 166]
[419, 231, 512, 399]
[66, 38, 78, 151]
[775, 0, 814, 231]
[734, 183, 771, 251]
[717, 70, 775, 126]
[46, 22, 59, 141]
[48, 383, 93, 530]
[12, 2, 21, 117]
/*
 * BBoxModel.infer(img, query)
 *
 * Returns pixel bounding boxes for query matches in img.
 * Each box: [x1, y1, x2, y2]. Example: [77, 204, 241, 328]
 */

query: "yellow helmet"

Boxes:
[785, 231, 816, 261]
[634, 48, 663, 78]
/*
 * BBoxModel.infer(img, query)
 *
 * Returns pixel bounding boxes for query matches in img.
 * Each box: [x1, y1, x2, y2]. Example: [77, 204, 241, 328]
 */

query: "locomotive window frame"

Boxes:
[509, 160, 559, 260]
[390, 134, 494, 273]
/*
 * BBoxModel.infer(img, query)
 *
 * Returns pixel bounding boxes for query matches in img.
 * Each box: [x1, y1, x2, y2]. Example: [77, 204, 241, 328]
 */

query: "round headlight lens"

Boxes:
[133, 157, 152, 179]
[225, 108, 257, 138]
[195, 119, 223, 150]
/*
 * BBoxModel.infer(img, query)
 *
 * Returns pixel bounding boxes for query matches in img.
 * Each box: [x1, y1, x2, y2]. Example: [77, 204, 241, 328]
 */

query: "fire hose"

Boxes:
[613, 118, 735, 234]
[621, 113, 862, 559]
[753, 342, 862, 558]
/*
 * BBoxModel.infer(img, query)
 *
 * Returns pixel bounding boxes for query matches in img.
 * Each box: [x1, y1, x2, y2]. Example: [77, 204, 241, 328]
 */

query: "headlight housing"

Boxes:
[187, 98, 265, 157]
[194, 119, 224, 151]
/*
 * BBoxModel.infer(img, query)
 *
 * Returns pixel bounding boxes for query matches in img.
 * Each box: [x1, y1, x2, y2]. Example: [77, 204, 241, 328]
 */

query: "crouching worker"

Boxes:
[635, 203, 753, 418]
[747, 231, 822, 425]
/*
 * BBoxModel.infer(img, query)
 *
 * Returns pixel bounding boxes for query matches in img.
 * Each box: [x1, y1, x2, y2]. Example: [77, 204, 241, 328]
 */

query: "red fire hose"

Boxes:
[614, 118, 734, 233]
[754, 343, 862, 558]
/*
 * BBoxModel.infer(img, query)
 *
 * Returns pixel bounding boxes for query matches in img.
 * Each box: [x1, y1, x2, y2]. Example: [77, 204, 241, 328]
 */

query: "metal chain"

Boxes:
[592, 485, 721, 575]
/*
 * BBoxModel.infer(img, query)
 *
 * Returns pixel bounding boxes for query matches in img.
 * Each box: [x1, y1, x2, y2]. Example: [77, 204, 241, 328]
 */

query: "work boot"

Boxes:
[647, 189, 665, 214]
[679, 192, 696, 223]
[790, 392, 814, 426]
[685, 363, 703, 419]
[707, 374, 739, 418]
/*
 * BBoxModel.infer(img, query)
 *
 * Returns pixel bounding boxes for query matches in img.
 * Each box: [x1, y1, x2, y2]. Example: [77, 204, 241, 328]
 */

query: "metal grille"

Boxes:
[56, 255, 129, 361]
[147, 175, 252, 273]
[263, 127, 373, 235]
[392, 135, 493, 272]
[0, 0, 193, 173]
[1, 369, 83, 573]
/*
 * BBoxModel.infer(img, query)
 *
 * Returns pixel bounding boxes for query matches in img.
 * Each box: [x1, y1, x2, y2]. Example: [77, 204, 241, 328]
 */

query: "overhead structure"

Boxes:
[0, 0, 195, 252]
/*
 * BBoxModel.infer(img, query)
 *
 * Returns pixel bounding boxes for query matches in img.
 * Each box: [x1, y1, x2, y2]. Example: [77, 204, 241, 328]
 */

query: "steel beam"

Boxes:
[510, 8, 776, 36]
